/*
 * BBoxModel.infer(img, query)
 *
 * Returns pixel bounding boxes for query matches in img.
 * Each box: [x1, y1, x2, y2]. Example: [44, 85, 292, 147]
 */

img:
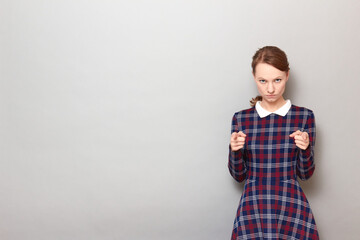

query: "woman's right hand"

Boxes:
[230, 131, 247, 151]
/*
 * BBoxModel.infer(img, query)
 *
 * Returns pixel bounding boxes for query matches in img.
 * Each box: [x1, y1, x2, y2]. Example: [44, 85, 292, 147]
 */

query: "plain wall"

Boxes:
[1, 0, 359, 239]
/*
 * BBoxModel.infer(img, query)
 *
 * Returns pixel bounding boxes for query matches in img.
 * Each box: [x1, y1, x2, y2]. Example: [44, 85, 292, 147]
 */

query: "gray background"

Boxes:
[1, 0, 359, 239]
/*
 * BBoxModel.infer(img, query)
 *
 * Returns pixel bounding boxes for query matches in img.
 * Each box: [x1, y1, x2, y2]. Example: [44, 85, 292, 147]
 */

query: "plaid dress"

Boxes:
[228, 104, 319, 240]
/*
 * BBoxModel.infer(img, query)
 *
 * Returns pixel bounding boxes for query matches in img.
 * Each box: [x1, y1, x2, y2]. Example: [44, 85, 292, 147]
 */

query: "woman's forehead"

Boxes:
[254, 63, 287, 78]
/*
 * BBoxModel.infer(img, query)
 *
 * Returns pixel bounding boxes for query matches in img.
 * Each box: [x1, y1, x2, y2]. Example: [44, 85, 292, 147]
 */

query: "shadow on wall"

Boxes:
[285, 71, 323, 197]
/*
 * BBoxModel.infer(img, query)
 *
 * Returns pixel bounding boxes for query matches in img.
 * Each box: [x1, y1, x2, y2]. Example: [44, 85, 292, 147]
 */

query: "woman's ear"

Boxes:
[285, 70, 290, 82]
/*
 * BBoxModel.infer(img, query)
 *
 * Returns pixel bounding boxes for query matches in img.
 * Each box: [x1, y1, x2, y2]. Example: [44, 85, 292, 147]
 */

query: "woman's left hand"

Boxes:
[289, 130, 309, 150]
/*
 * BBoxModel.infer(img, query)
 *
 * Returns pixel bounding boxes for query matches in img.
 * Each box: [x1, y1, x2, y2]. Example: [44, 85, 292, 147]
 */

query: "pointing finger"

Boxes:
[238, 131, 247, 137]
[294, 135, 305, 141]
[289, 130, 301, 137]
[231, 132, 238, 140]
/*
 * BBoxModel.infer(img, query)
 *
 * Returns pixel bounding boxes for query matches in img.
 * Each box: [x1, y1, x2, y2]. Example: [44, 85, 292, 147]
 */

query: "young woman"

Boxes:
[228, 46, 319, 239]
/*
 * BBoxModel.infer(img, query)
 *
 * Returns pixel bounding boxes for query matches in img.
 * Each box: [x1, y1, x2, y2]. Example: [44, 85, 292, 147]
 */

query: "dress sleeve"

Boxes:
[296, 110, 316, 181]
[228, 113, 248, 182]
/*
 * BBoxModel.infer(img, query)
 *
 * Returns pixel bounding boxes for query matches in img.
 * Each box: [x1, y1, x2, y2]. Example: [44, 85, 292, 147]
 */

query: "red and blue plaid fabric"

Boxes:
[228, 105, 319, 240]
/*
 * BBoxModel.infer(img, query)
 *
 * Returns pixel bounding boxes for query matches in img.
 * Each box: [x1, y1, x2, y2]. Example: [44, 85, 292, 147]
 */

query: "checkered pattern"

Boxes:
[228, 105, 319, 240]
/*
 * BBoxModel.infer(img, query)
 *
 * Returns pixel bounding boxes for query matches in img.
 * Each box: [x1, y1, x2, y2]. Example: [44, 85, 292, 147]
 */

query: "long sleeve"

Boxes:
[228, 113, 248, 182]
[296, 110, 316, 181]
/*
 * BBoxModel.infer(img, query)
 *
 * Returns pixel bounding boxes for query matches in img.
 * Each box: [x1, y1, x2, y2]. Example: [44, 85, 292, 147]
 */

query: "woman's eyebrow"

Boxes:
[257, 76, 283, 80]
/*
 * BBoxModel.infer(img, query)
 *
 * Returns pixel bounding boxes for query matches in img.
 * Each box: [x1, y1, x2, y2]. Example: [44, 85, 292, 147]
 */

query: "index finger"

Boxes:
[238, 131, 247, 137]
[289, 130, 301, 137]
[231, 132, 239, 140]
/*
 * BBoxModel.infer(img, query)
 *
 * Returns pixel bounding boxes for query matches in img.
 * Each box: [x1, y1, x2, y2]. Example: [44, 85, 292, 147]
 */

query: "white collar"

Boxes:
[255, 99, 292, 118]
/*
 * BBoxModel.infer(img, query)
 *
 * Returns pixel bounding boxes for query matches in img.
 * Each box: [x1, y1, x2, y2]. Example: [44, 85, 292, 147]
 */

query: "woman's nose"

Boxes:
[267, 83, 275, 93]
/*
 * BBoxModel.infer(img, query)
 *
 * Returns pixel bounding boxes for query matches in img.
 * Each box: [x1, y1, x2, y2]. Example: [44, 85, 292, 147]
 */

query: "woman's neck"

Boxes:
[260, 98, 287, 112]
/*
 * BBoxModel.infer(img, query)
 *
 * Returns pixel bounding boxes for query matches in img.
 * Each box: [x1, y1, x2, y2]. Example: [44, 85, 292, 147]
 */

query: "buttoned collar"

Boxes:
[255, 99, 292, 118]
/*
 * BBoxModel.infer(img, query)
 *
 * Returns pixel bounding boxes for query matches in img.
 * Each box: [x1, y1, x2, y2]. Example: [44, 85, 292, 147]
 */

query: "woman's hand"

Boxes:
[289, 130, 309, 150]
[230, 131, 246, 151]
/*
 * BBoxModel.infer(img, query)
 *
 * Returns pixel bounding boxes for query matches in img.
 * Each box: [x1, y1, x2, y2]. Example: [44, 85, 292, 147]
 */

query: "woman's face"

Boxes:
[253, 63, 289, 105]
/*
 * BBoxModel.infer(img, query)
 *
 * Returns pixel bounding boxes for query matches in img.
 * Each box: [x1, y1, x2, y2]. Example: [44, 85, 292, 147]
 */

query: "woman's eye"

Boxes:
[259, 80, 266, 83]
[275, 78, 281, 82]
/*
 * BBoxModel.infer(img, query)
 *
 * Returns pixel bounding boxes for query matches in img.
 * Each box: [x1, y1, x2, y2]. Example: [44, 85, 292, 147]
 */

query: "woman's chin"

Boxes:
[264, 98, 278, 103]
